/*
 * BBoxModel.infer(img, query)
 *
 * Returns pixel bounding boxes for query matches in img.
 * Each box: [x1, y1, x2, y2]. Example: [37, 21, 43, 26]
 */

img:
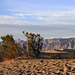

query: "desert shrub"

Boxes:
[22, 31, 43, 57]
[0, 34, 21, 59]
[54, 53, 62, 59]
[49, 53, 62, 59]
[1, 48, 17, 59]
[70, 53, 75, 59]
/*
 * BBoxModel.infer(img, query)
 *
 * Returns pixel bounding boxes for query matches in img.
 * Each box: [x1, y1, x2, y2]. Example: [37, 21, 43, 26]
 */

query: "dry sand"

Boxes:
[43, 50, 68, 53]
[0, 58, 75, 75]
[41, 49, 75, 59]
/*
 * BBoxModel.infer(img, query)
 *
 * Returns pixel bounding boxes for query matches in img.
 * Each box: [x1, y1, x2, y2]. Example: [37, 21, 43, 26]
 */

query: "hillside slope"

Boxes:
[15, 38, 75, 51]
[42, 38, 75, 51]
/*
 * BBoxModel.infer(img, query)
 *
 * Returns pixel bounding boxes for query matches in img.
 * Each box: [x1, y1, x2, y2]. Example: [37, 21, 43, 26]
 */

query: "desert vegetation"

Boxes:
[0, 34, 21, 60]
[22, 31, 43, 57]
[0, 31, 43, 61]
[70, 53, 75, 59]
[0, 31, 75, 62]
[49, 53, 62, 59]
[0, 32, 75, 75]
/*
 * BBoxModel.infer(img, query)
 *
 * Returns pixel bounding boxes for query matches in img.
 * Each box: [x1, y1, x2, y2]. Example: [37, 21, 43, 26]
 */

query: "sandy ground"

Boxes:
[41, 49, 75, 59]
[0, 58, 75, 75]
[0, 50, 75, 75]
[43, 50, 67, 53]
[43, 49, 75, 54]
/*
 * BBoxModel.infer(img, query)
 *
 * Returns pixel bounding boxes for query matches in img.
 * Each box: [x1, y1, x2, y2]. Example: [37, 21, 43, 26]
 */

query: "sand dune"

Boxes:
[0, 58, 75, 75]
[43, 49, 68, 53]
[40, 49, 75, 59]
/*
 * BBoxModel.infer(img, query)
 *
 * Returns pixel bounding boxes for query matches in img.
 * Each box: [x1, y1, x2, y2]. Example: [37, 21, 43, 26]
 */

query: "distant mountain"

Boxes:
[42, 38, 75, 51]
[15, 38, 25, 43]
[15, 38, 75, 51]
[15, 39, 26, 47]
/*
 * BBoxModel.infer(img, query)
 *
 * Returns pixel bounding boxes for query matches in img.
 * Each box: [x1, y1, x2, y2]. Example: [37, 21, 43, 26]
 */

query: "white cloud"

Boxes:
[0, 20, 32, 26]
[1, 10, 75, 26]
[0, 18, 44, 26]
[15, 14, 33, 16]
[0, 15, 21, 19]
[37, 10, 75, 25]
[15, 13, 47, 17]
[15, 14, 25, 16]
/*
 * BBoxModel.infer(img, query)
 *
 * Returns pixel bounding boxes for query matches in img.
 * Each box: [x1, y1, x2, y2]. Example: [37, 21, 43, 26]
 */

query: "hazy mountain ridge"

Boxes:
[15, 38, 26, 47]
[15, 38, 75, 51]
[42, 38, 75, 51]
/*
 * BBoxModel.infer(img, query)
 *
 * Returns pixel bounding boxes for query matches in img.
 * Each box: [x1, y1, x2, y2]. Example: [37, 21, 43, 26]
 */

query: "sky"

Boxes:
[0, 0, 75, 41]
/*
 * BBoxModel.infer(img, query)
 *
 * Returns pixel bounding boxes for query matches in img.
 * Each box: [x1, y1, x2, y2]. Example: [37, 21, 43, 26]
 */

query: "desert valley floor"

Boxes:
[0, 50, 75, 75]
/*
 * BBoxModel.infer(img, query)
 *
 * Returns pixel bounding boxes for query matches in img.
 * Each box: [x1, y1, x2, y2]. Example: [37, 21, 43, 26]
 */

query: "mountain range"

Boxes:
[15, 38, 75, 51]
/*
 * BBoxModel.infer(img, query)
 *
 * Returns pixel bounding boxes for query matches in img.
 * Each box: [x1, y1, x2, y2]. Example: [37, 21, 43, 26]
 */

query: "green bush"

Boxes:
[70, 53, 75, 59]
[49, 53, 62, 59]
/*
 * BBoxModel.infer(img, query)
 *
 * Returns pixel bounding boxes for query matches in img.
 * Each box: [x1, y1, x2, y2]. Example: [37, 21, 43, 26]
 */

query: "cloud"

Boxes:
[15, 13, 51, 17]
[1, 10, 75, 26]
[0, 20, 33, 26]
[14, 11, 75, 25]
[0, 16, 44, 26]
[0, 24, 75, 41]
[15, 14, 33, 16]
[0, 15, 28, 25]
[0, 15, 26, 20]
[37, 10, 75, 25]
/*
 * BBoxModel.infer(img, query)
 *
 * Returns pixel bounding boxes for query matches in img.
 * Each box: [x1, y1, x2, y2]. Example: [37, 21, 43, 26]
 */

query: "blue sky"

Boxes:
[0, 0, 75, 41]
